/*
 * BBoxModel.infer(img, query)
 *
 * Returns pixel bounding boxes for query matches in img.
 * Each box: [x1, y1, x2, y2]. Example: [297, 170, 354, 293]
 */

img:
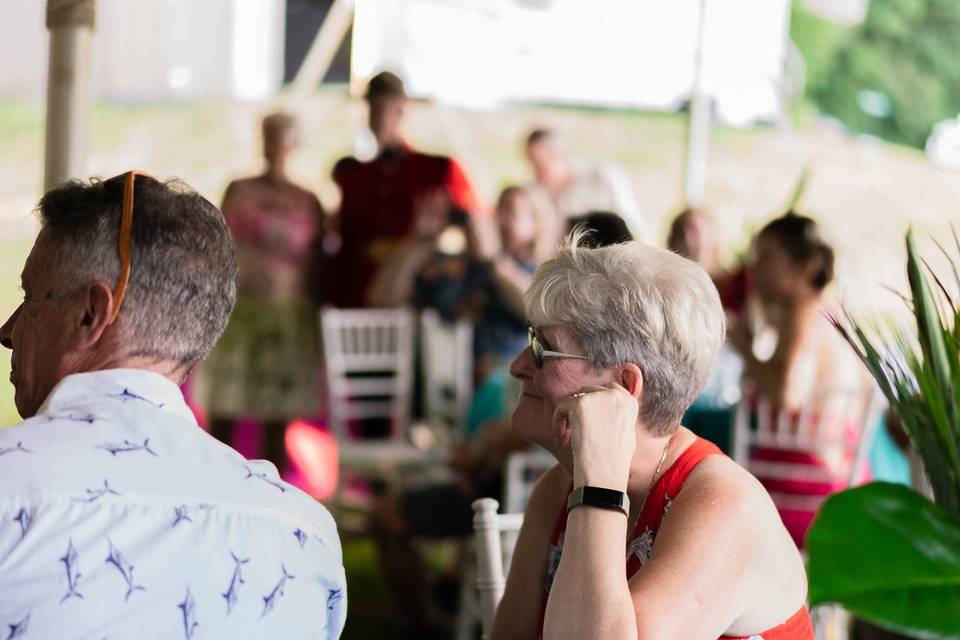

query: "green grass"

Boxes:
[341, 539, 392, 638]
[340, 537, 465, 638]
[0, 103, 44, 142]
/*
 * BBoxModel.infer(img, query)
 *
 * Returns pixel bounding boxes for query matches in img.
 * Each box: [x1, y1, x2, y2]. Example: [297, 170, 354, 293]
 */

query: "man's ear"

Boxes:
[619, 363, 643, 398]
[70, 282, 116, 350]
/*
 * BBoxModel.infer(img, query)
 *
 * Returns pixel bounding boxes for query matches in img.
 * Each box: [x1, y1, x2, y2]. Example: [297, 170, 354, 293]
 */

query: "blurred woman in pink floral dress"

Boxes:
[200, 113, 325, 472]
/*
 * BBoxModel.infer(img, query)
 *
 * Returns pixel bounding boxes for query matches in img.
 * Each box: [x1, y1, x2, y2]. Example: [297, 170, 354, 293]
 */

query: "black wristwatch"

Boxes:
[567, 485, 630, 516]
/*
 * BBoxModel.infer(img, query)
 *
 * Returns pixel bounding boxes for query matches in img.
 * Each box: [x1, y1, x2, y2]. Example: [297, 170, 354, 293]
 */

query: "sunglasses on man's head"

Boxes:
[103, 170, 153, 326]
[527, 326, 588, 369]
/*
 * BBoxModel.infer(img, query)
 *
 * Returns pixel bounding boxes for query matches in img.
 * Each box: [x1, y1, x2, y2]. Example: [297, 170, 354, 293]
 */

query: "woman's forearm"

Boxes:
[491, 257, 532, 317]
[543, 507, 637, 640]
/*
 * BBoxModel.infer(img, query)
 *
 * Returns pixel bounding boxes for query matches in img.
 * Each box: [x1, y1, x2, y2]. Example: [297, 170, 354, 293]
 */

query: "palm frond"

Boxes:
[921, 256, 954, 316]
[838, 231, 960, 517]
[932, 236, 960, 303]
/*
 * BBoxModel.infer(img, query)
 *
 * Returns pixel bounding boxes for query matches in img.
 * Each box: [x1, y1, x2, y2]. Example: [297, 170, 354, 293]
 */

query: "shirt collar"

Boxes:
[37, 369, 197, 424]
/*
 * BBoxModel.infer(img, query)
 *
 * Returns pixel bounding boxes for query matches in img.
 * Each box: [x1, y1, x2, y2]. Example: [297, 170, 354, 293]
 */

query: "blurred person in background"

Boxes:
[729, 212, 870, 547]
[667, 207, 748, 453]
[0, 175, 345, 637]
[524, 128, 651, 243]
[667, 206, 749, 318]
[200, 113, 325, 473]
[328, 71, 482, 308]
[369, 185, 553, 394]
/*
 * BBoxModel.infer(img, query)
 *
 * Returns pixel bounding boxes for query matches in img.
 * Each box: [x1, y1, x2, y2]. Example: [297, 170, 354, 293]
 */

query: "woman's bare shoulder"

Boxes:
[678, 454, 777, 522]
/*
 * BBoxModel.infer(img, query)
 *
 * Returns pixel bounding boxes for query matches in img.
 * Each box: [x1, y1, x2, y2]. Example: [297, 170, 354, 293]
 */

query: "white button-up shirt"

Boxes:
[0, 369, 346, 639]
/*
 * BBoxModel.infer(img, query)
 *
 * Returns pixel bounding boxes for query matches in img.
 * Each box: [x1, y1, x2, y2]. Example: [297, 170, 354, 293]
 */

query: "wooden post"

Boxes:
[44, 0, 96, 191]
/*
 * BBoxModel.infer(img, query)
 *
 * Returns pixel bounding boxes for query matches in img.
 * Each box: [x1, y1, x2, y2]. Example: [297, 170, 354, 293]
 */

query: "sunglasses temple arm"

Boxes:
[108, 171, 136, 325]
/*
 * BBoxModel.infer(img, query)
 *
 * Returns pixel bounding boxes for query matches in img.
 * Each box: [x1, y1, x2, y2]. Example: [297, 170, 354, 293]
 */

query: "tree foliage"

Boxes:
[792, 0, 960, 148]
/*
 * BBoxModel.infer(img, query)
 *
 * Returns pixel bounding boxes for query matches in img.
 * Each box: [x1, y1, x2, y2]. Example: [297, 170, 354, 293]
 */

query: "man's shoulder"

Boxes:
[0, 414, 82, 466]
[0, 415, 332, 527]
[332, 155, 365, 183]
[408, 149, 453, 164]
[0, 416, 46, 440]
[224, 176, 260, 195]
[244, 463, 342, 550]
[0, 419, 45, 477]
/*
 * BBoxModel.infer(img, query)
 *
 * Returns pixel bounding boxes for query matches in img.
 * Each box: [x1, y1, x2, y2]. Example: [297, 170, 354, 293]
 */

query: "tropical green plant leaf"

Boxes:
[907, 232, 953, 410]
[932, 236, 960, 307]
[807, 483, 960, 639]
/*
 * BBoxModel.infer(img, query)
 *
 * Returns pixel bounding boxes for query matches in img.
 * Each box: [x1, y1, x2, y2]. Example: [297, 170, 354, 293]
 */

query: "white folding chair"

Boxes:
[320, 307, 425, 474]
[732, 384, 883, 515]
[453, 447, 554, 639]
[472, 498, 524, 640]
[503, 447, 555, 514]
[321, 307, 416, 441]
[420, 309, 473, 439]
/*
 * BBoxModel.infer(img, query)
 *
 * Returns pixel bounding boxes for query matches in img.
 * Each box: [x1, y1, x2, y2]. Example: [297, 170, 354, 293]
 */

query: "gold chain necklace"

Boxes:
[636, 432, 674, 519]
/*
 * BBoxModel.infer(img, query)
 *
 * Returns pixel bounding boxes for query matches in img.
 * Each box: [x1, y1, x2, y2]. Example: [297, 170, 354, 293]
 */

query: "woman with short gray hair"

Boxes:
[492, 237, 813, 640]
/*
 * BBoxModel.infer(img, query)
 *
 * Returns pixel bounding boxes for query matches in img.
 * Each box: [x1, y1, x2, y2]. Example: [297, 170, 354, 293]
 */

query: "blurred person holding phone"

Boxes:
[328, 71, 483, 308]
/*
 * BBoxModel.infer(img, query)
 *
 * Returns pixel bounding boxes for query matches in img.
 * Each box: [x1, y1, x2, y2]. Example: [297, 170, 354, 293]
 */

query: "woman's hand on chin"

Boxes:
[553, 384, 638, 492]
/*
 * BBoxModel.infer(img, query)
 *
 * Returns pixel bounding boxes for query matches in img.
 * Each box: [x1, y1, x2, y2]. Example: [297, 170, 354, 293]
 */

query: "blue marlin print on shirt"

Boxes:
[313, 533, 335, 551]
[172, 506, 192, 528]
[177, 587, 198, 640]
[105, 539, 146, 602]
[60, 539, 84, 603]
[107, 388, 163, 408]
[243, 465, 287, 493]
[222, 551, 251, 615]
[0, 442, 32, 457]
[74, 479, 121, 503]
[5, 613, 29, 640]
[293, 528, 308, 549]
[96, 438, 158, 457]
[327, 588, 344, 612]
[171, 503, 215, 528]
[46, 412, 97, 424]
[13, 508, 32, 540]
[261, 564, 295, 617]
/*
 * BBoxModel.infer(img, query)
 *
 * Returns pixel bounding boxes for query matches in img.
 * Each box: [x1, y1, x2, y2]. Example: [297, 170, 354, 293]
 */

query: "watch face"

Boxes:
[568, 486, 628, 515]
[584, 486, 625, 509]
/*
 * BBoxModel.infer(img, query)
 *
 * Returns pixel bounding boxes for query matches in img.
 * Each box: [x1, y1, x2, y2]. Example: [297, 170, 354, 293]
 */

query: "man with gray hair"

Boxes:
[525, 128, 651, 244]
[0, 174, 346, 638]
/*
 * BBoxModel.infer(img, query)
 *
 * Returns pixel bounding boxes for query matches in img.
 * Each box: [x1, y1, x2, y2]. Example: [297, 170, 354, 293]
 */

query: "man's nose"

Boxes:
[0, 304, 21, 350]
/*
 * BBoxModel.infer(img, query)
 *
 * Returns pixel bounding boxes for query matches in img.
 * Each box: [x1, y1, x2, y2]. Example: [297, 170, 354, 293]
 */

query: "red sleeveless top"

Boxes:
[539, 437, 814, 640]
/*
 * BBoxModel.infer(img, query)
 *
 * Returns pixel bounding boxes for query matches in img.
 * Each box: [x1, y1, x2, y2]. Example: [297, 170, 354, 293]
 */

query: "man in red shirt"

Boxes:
[328, 71, 481, 308]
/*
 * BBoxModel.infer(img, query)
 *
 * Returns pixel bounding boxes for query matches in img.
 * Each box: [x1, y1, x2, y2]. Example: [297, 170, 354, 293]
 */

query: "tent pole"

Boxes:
[44, 0, 96, 191]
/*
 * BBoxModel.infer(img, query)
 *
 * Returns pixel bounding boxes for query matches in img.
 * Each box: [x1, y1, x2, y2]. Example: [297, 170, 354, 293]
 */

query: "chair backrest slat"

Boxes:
[420, 310, 474, 436]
